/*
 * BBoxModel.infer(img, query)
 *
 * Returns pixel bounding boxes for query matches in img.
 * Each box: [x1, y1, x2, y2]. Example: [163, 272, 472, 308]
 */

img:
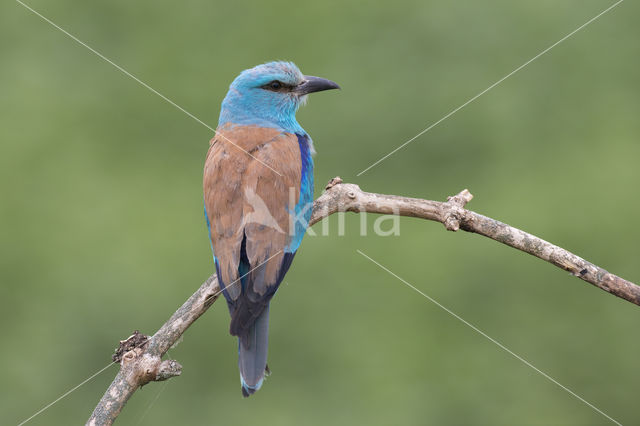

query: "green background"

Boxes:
[2, 0, 639, 424]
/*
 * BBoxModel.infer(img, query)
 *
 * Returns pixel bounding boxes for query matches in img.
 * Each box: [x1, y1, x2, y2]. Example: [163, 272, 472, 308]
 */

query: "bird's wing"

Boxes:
[203, 125, 302, 334]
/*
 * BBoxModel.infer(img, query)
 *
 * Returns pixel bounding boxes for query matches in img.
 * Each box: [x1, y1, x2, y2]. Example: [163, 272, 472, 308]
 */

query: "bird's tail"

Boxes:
[238, 303, 270, 397]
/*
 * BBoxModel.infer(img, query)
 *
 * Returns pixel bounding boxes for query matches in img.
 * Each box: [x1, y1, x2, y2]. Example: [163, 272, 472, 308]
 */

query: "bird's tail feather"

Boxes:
[238, 303, 270, 397]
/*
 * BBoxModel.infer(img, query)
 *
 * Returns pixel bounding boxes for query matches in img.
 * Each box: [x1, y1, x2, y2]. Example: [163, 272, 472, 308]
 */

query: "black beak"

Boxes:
[295, 75, 340, 95]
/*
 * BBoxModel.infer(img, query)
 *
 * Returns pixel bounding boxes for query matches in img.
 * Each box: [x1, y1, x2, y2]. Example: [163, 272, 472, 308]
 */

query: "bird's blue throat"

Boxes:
[218, 91, 306, 134]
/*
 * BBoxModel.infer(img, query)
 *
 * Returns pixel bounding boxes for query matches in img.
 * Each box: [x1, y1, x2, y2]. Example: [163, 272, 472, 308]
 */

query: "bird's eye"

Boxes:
[269, 81, 282, 90]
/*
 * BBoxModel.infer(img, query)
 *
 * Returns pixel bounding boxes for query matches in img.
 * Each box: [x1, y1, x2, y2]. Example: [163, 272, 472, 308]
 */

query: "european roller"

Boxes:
[203, 62, 339, 396]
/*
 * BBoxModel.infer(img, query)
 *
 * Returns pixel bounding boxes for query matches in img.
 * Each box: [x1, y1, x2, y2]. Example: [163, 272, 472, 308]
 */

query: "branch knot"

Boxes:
[113, 330, 149, 363]
[443, 189, 473, 231]
[325, 176, 343, 190]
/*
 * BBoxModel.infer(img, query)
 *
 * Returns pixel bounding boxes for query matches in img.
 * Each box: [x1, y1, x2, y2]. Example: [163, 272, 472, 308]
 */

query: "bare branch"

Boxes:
[88, 177, 639, 425]
[87, 276, 221, 425]
[311, 177, 640, 305]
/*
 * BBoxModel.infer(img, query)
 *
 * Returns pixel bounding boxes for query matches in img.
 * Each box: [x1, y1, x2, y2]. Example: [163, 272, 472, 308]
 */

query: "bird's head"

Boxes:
[219, 61, 339, 133]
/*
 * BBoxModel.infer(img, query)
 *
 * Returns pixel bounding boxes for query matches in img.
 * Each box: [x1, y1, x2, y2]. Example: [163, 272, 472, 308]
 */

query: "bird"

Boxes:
[203, 61, 339, 397]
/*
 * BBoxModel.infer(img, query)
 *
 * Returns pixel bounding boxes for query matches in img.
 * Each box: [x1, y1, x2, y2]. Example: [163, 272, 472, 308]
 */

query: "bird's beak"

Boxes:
[295, 75, 340, 95]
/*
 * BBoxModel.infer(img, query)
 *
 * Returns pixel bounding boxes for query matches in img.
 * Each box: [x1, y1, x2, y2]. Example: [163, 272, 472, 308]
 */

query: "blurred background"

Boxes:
[1, 0, 639, 424]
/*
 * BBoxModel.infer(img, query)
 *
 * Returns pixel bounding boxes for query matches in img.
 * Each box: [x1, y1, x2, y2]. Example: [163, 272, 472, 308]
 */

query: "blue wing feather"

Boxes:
[287, 133, 314, 253]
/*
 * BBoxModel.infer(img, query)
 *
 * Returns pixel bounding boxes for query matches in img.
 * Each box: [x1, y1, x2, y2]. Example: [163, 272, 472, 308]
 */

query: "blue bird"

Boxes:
[203, 62, 339, 396]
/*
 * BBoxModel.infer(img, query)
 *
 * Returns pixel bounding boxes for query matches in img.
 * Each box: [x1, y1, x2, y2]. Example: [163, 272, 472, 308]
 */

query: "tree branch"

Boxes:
[87, 275, 221, 425]
[87, 177, 639, 425]
[311, 177, 640, 304]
